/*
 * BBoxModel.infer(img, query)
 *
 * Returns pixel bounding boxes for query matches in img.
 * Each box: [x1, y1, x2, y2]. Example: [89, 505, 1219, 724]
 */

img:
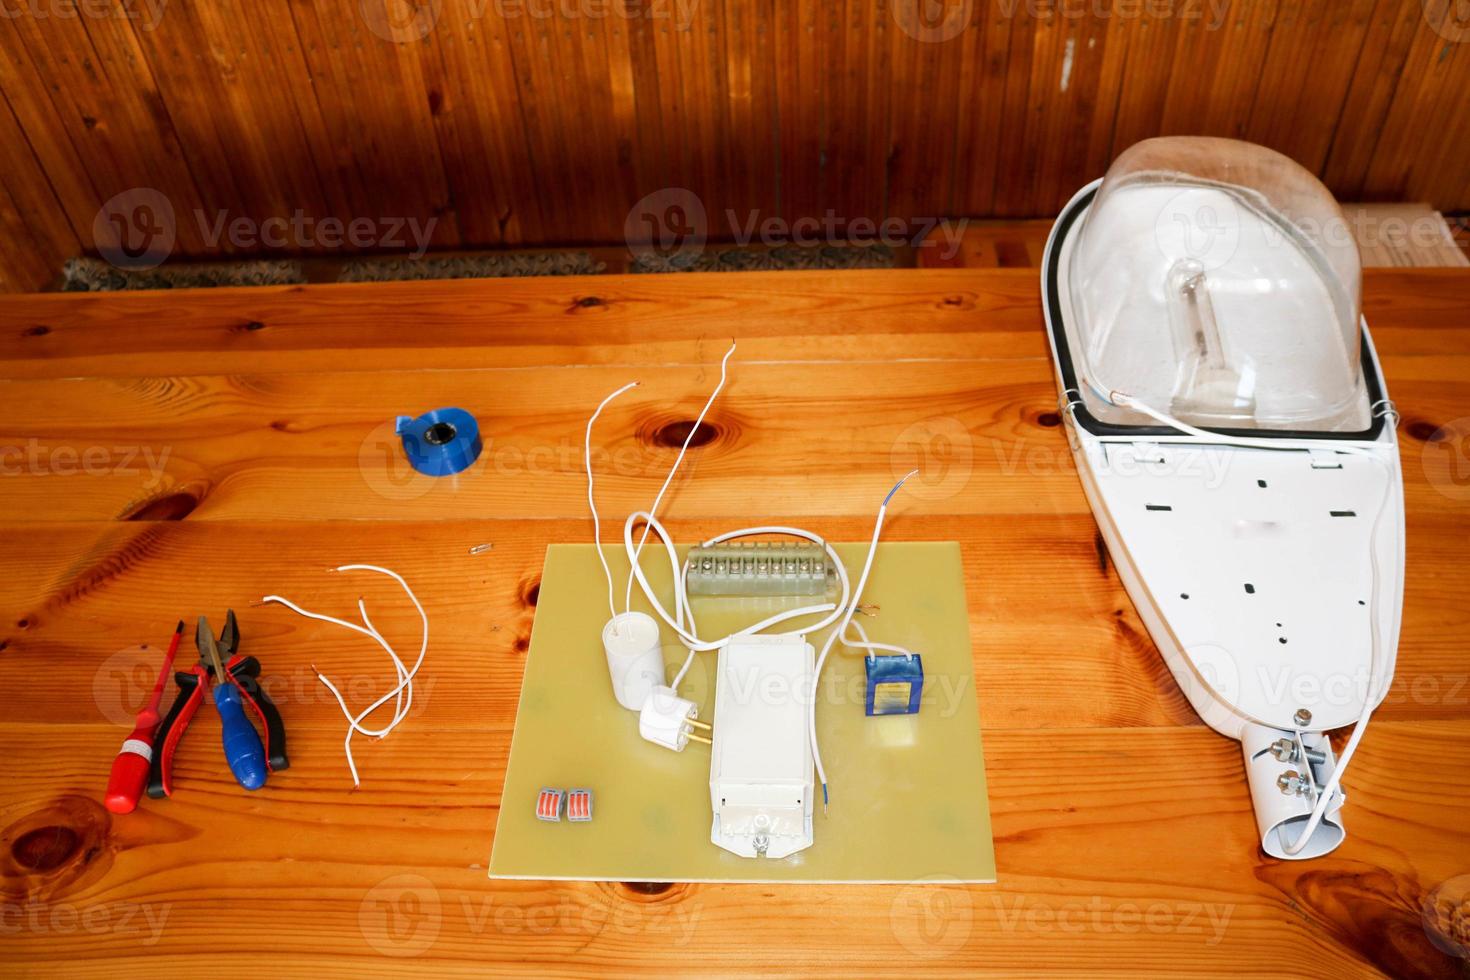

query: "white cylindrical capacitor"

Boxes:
[602, 611, 665, 710]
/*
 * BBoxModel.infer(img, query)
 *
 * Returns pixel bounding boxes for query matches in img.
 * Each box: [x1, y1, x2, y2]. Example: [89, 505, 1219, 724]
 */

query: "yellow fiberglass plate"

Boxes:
[488, 541, 995, 883]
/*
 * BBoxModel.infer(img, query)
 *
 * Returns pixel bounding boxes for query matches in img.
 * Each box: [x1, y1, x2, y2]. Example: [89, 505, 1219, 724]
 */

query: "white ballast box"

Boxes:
[708, 634, 815, 859]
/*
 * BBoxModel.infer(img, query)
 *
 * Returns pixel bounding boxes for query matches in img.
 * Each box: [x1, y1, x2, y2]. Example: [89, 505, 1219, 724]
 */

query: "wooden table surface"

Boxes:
[0, 268, 1466, 977]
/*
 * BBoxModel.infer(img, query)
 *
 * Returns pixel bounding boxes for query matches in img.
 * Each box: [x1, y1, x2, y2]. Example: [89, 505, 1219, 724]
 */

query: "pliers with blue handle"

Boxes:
[146, 610, 289, 798]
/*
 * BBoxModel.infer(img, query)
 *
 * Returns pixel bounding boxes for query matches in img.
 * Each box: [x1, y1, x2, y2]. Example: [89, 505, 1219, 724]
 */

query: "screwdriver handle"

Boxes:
[104, 734, 153, 814]
[214, 683, 267, 790]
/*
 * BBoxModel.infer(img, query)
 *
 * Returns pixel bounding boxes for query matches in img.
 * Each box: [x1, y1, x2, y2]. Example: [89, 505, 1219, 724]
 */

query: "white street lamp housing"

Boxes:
[1041, 137, 1404, 859]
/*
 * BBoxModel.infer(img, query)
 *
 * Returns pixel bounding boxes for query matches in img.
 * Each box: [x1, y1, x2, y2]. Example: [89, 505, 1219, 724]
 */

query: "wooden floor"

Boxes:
[0, 268, 1467, 976]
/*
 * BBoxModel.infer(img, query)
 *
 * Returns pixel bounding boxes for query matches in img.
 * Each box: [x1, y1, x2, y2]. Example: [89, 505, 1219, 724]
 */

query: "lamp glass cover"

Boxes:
[1068, 137, 1365, 430]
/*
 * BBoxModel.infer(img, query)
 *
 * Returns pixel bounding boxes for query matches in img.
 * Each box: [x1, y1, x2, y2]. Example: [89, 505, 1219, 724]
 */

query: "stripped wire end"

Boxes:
[821, 782, 829, 815]
[885, 468, 920, 505]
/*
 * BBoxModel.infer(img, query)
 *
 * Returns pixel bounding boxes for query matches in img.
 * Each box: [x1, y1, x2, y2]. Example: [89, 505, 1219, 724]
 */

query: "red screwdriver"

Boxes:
[105, 621, 184, 814]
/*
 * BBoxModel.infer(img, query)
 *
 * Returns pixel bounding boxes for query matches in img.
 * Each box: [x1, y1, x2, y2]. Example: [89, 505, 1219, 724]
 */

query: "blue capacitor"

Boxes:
[395, 407, 483, 476]
[864, 653, 924, 716]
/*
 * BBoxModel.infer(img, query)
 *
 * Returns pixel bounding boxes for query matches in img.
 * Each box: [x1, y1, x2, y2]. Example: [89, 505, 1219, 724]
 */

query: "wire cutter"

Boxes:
[147, 610, 289, 797]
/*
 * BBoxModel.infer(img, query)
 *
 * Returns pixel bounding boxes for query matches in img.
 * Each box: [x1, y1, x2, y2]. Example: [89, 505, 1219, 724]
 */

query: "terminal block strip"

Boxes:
[686, 542, 834, 597]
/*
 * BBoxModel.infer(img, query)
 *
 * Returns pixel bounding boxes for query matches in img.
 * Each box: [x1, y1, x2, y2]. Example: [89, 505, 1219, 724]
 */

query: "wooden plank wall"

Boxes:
[0, 0, 1467, 293]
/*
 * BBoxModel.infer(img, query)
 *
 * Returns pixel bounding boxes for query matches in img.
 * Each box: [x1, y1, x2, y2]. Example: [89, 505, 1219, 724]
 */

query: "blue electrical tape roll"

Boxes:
[394, 407, 483, 476]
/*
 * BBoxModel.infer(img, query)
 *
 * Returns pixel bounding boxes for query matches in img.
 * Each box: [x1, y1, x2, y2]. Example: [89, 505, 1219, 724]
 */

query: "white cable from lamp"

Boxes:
[1107, 391, 1394, 856]
[586, 380, 641, 623]
[623, 342, 737, 617]
[808, 471, 916, 809]
[586, 346, 918, 808]
[261, 563, 428, 787]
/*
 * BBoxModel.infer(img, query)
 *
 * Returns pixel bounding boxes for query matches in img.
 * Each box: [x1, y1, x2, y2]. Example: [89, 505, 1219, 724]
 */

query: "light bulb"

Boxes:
[1167, 258, 1257, 424]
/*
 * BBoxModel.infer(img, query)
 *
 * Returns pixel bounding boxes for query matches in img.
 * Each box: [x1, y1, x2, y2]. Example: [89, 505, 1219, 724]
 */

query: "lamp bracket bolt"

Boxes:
[1269, 737, 1326, 766]
[1276, 770, 1312, 797]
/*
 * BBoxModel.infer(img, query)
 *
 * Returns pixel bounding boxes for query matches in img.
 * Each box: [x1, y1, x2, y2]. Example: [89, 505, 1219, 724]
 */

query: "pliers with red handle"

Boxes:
[146, 609, 289, 798]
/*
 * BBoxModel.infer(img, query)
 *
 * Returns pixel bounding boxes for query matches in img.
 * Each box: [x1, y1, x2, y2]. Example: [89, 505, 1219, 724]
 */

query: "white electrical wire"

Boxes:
[1109, 392, 1394, 855]
[586, 380, 641, 622]
[662, 526, 919, 689]
[626, 493, 916, 810]
[623, 341, 737, 616]
[809, 471, 917, 808]
[260, 564, 428, 787]
[841, 618, 914, 658]
[584, 346, 918, 812]
[623, 513, 850, 654]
